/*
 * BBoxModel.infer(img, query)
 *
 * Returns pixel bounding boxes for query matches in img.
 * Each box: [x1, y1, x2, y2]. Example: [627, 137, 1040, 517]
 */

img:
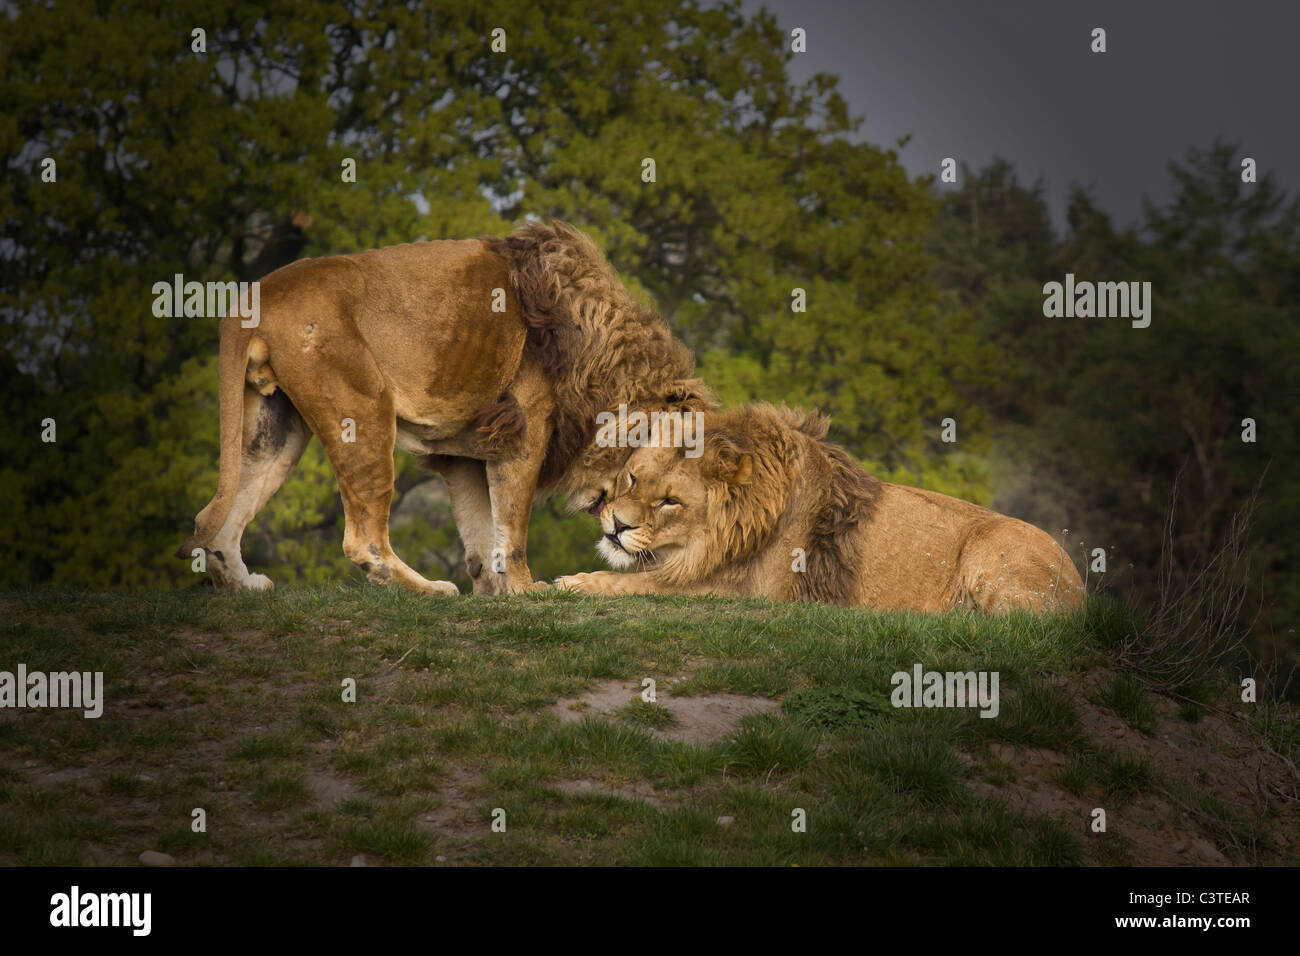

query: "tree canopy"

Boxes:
[2, 0, 986, 589]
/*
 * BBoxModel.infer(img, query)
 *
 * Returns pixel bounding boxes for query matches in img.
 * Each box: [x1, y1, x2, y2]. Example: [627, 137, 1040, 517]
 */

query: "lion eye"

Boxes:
[658, 497, 679, 508]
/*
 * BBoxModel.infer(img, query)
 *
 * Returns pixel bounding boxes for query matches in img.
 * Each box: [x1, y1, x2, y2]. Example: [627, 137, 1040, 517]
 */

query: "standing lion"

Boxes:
[178, 222, 711, 595]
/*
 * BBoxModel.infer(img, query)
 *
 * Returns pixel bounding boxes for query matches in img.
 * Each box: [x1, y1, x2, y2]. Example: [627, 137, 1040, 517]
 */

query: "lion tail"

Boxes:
[175, 316, 258, 559]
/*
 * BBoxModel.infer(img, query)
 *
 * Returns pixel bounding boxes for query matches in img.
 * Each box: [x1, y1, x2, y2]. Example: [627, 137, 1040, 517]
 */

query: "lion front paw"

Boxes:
[555, 572, 612, 595]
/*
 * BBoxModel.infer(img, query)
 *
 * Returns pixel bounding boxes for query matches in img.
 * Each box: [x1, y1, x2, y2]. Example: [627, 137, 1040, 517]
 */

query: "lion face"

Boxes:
[564, 386, 718, 521]
[595, 445, 702, 569]
[565, 440, 632, 520]
[594, 432, 754, 571]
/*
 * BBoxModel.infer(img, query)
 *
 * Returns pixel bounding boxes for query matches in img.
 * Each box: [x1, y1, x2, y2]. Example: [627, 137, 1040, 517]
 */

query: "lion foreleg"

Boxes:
[485, 451, 546, 594]
[555, 570, 666, 596]
[483, 366, 553, 595]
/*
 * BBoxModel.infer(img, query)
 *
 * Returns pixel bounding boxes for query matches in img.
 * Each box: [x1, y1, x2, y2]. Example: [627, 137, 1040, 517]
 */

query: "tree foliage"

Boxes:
[1, 0, 984, 588]
[934, 142, 1300, 670]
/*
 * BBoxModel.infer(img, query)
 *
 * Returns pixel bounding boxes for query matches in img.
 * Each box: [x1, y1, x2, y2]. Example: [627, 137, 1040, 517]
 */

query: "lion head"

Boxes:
[591, 405, 805, 582]
[561, 381, 718, 521]
[486, 221, 718, 506]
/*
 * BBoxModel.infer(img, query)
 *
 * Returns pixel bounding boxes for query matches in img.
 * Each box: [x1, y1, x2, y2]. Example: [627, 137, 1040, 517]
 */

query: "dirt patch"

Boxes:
[415, 766, 484, 837]
[966, 669, 1299, 865]
[1068, 669, 1294, 803]
[7, 759, 99, 786]
[306, 770, 361, 807]
[967, 748, 1230, 865]
[550, 677, 780, 743]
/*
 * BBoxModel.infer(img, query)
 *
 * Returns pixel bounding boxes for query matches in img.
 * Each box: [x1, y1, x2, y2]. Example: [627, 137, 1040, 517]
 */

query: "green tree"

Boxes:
[935, 146, 1300, 672]
[2, 0, 996, 588]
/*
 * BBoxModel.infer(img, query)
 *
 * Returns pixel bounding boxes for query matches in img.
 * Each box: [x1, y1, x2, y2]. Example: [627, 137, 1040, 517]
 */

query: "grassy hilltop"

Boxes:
[1, 588, 1295, 866]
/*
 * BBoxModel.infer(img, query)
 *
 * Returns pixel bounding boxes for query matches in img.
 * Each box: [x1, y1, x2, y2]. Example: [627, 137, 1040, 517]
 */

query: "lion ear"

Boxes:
[727, 454, 753, 486]
[705, 430, 752, 485]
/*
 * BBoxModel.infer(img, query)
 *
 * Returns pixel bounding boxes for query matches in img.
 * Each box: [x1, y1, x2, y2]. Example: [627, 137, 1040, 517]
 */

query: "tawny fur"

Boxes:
[179, 221, 713, 596]
[558, 403, 1085, 612]
[482, 223, 712, 491]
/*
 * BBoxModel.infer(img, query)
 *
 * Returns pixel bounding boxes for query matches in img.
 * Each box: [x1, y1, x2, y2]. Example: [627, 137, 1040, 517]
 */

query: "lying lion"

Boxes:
[178, 221, 710, 595]
[557, 404, 1084, 611]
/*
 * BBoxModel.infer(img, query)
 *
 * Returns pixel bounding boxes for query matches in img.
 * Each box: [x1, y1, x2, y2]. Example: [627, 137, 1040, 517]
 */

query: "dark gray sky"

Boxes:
[750, 0, 1300, 232]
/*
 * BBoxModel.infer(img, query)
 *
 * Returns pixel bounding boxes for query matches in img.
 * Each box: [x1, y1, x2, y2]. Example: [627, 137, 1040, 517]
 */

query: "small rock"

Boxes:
[435, 855, 447, 862]
[424, 814, 436, 822]
[139, 851, 175, 867]
[1191, 839, 1227, 864]
[350, 854, 368, 867]
[1113, 725, 1127, 738]
[716, 815, 734, 826]
[1171, 840, 1188, 853]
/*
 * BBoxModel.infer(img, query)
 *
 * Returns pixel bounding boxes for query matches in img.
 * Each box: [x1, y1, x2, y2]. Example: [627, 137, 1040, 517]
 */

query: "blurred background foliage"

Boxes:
[2, 1, 1295, 673]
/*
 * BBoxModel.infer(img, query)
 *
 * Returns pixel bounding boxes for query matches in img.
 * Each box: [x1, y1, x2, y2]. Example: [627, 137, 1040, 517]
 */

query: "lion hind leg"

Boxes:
[956, 520, 1084, 613]
[206, 388, 311, 591]
[334, 452, 458, 597]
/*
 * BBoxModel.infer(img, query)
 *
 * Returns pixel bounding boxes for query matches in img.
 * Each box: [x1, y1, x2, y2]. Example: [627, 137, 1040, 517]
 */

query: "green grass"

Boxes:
[783, 686, 891, 728]
[0, 587, 1290, 866]
[720, 714, 817, 777]
[1096, 674, 1159, 734]
[1056, 749, 1157, 804]
[615, 699, 679, 730]
[987, 679, 1087, 750]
